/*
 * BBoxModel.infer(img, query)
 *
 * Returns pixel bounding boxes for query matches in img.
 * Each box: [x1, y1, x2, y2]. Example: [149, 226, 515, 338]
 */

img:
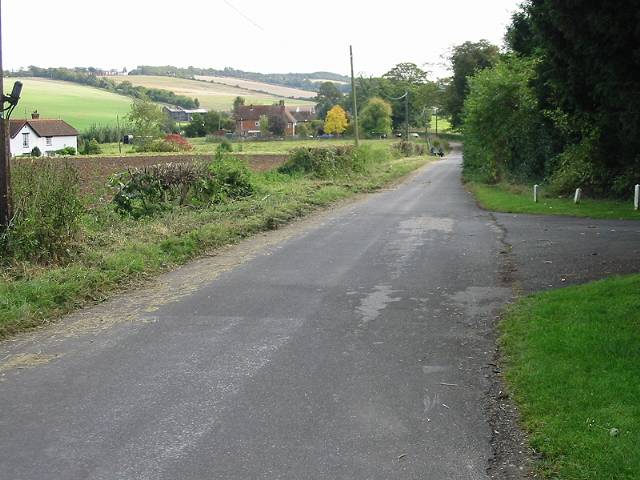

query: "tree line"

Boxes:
[9, 66, 200, 109]
[461, 0, 640, 197]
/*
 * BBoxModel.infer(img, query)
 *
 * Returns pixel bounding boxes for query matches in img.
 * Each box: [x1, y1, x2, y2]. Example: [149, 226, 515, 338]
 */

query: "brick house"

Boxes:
[234, 101, 297, 137]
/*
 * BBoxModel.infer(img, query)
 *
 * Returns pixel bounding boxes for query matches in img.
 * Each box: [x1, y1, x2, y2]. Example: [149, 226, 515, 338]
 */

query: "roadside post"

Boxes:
[634, 184, 639, 210]
[574, 188, 582, 204]
[533, 184, 539, 203]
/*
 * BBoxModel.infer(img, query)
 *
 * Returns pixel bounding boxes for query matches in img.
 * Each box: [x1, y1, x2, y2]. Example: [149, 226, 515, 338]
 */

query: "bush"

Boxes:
[216, 138, 233, 152]
[391, 141, 426, 157]
[548, 128, 606, 196]
[110, 157, 254, 218]
[164, 134, 193, 151]
[279, 146, 360, 178]
[205, 155, 254, 202]
[55, 146, 77, 156]
[30, 146, 42, 157]
[82, 139, 101, 155]
[1, 160, 84, 262]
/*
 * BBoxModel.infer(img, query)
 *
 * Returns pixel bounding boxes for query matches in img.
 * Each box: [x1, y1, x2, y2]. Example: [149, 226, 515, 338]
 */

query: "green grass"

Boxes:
[500, 274, 640, 479]
[10, 77, 133, 131]
[0, 150, 431, 338]
[468, 182, 640, 220]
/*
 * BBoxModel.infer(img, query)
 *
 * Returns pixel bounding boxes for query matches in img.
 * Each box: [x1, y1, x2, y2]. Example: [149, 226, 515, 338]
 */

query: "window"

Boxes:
[255, 121, 259, 127]
[45, 137, 52, 146]
[22, 133, 29, 148]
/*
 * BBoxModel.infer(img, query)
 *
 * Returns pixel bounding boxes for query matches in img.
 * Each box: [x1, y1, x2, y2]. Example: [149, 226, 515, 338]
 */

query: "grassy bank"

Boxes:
[0, 150, 430, 338]
[468, 182, 639, 220]
[500, 274, 640, 479]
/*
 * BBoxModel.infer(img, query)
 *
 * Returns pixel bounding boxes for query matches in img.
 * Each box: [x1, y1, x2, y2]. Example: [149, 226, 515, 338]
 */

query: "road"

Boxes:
[1, 151, 638, 479]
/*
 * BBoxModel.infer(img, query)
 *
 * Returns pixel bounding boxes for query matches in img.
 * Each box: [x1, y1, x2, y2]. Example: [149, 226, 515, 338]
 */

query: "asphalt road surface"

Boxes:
[1, 151, 638, 479]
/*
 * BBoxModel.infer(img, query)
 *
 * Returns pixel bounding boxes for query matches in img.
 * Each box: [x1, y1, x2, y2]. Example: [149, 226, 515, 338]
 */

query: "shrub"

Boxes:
[1, 160, 84, 262]
[82, 139, 101, 155]
[279, 146, 360, 178]
[164, 134, 193, 151]
[110, 157, 254, 218]
[55, 146, 77, 156]
[216, 138, 233, 152]
[204, 155, 254, 202]
[110, 163, 203, 218]
[30, 146, 42, 157]
[391, 141, 426, 157]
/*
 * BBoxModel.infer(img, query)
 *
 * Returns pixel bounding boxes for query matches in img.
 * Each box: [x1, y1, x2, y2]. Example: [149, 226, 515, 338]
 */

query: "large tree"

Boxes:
[315, 82, 344, 120]
[127, 99, 165, 151]
[360, 97, 393, 138]
[445, 40, 500, 127]
[324, 105, 349, 135]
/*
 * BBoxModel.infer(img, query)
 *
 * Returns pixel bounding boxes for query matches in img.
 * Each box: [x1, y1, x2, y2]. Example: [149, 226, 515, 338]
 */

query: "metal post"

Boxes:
[0, 0, 12, 229]
[349, 45, 359, 147]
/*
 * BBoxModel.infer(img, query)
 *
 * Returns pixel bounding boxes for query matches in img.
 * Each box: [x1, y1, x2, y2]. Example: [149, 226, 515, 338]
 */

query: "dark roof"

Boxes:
[235, 105, 297, 123]
[10, 119, 79, 139]
[289, 110, 316, 122]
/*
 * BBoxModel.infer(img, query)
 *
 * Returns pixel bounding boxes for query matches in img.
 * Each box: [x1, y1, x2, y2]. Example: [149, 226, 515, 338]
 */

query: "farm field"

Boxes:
[194, 75, 315, 99]
[7, 77, 132, 131]
[110, 75, 314, 111]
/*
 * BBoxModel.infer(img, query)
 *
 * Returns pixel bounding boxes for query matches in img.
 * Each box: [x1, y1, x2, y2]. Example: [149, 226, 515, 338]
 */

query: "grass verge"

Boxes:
[500, 274, 640, 479]
[0, 154, 431, 338]
[467, 182, 639, 220]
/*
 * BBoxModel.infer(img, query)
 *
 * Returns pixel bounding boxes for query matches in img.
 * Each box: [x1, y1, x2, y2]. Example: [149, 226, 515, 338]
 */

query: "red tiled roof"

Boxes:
[9, 119, 79, 139]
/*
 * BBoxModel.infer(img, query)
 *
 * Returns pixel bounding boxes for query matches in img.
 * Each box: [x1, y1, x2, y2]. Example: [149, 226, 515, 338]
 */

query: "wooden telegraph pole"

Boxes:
[0, 0, 11, 229]
[349, 45, 359, 147]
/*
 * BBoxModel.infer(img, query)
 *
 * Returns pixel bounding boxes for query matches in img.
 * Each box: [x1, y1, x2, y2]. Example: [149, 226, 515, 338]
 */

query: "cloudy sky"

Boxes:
[2, 0, 521, 78]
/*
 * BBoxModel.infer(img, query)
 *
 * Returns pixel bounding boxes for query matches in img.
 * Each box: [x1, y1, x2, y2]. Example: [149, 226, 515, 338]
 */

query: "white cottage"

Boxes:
[9, 117, 79, 156]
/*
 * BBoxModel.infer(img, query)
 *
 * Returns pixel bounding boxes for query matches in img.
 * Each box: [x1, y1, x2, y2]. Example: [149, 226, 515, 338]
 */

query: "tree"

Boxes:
[267, 114, 286, 136]
[233, 96, 245, 111]
[324, 105, 349, 135]
[296, 122, 311, 138]
[444, 40, 500, 127]
[259, 115, 270, 136]
[315, 82, 343, 120]
[382, 62, 429, 84]
[360, 97, 393, 137]
[127, 99, 165, 151]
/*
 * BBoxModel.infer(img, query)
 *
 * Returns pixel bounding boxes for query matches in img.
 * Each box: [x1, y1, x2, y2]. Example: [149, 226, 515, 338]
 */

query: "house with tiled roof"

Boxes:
[9, 113, 79, 156]
[234, 101, 297, 137]
[287, 105, 316, 124]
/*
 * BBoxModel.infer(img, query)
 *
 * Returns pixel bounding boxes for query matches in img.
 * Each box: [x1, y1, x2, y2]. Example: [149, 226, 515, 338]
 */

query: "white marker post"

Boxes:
[574, 188, 582, 204]
[635, 184, 639, 211]
[533, 184, 539, 203]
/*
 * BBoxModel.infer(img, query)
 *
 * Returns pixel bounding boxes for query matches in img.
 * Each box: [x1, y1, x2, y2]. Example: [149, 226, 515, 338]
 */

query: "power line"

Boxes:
[223, 0, 264, 31]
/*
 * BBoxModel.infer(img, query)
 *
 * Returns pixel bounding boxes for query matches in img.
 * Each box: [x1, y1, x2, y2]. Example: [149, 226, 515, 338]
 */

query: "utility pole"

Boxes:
[435, 107, 439, 137]
[0, 0, 11, 229]
[349, 45, 359, 147]
[404, 91, 409, 140]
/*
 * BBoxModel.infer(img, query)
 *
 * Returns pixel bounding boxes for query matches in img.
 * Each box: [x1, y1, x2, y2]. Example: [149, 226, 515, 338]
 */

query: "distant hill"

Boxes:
[129, 66, 351, 93]
[110, 75, 315, 111]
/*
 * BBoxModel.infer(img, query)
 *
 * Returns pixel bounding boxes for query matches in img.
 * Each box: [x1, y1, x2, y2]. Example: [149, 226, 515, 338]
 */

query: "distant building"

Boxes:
[234, 101, 297, 137]
[163, 106, 208, 123]
[9, 113, 78, 156]
[287, 105, 316, 124]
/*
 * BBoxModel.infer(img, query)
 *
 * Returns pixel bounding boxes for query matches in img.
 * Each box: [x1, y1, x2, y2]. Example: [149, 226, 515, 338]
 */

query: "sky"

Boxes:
[1, 0, 522, 79]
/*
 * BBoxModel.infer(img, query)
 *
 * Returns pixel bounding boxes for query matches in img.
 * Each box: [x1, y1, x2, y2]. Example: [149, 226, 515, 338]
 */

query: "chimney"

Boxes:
[31, 110, 40, 120]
